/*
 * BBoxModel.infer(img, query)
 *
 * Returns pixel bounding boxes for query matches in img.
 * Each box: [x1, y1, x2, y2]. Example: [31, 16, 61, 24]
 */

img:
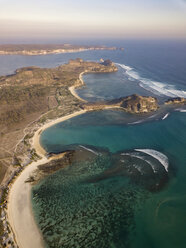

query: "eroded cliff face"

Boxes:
[165, 97, 186, 105]
[83, 94, 159, 114]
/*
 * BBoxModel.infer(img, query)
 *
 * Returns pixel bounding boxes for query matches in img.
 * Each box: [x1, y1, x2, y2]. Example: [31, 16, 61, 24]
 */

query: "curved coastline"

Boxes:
[6, 62, 185, 247]
[69, 72, 88, 103]
[6, 109, 87, 248]
[7, 158, 47, 248]
[33, 109, 87, 157]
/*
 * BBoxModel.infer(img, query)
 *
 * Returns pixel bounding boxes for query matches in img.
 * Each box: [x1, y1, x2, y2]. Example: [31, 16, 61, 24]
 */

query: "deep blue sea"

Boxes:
[1, 40, 186, 248]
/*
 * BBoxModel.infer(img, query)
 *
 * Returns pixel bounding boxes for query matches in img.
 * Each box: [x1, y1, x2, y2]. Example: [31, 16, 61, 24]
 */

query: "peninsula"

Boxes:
[0, 44, 117, 55]
[0, 58, 118, 247]
[0, 58, 117, 188]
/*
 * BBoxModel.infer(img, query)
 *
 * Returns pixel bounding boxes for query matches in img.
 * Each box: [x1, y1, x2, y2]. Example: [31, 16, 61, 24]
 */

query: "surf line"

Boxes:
[116, 63, 186, 98]
[79, 145, 99, 155]
[135, 149, 169, 172]
[162, 113, 169, 120]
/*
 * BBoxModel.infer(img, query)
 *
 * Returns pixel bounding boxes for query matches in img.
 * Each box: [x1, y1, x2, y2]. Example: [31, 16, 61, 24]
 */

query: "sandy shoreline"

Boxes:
[33, 109, 87, 157]
[69, 71, 87, 103]
[7, 109, 87, 248]
[7, 158, 47, 248]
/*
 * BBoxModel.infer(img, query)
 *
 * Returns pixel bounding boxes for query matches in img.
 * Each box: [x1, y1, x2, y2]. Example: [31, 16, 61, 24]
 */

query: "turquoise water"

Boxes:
[32, 110, 186, 248]
[0, 40, 185, 247]
[21, 40, 186, 248]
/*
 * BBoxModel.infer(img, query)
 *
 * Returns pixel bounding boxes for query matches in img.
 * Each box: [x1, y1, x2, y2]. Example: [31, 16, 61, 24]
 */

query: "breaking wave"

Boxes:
[128, 119, 145, 125]
[178, 109, 186, 112]
[79, 145, 99, 155]
[116, 63, 186, 98]
[162, 113, 170, 120]
[135, 149, 169, 172]
[121, 152, 157, 173]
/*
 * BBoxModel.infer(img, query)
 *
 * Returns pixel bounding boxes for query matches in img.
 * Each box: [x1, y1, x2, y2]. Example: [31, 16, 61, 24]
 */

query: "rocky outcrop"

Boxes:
[68, 58, 118, 73]
[118, 94, 158, 113]
[100, 59, 114, 66]
[165, 97, 186, 105]
[83, 94, 158, 114]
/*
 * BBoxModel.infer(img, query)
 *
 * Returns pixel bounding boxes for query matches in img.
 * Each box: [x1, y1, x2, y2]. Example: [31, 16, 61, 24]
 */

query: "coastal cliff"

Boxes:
[83, 94, 159, 114]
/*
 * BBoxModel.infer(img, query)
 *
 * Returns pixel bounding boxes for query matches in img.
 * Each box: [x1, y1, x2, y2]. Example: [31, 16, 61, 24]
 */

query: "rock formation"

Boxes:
[100, 59, 114, 66]
[83, 94, 158, 114]
[165, 97, 186, 105]
[118, 94, 158, 113]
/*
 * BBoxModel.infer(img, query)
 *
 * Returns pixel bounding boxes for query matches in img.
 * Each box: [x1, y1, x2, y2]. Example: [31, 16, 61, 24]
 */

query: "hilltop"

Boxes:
[83, 94, 158, 113]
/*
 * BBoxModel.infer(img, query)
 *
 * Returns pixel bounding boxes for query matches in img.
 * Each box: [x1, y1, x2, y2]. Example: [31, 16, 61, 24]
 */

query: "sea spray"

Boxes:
[135, 149, 169, 172]
[116, 63, 186, 98]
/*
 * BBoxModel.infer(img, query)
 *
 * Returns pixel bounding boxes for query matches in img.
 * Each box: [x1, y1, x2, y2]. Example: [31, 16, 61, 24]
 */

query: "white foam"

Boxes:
[128, 119, 145, 125]
[79, 145, 98, 155]
[148, 114, 158, 119]
[175, 109, 186, 112]
[162, 113, 170, 120]
[121, 153, 157, 173]
[135, 149, 169, 172]
[116, 63, 186, 98]
[132, 164, 144, 175]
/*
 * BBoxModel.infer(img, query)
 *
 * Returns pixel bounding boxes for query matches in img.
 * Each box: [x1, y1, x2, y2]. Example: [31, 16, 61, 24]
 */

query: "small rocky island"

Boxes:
[83, 94, 158, 113]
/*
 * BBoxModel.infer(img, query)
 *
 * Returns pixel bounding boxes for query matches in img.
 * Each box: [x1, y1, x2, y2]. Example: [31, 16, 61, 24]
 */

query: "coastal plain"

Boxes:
[0, 58, 118, 246]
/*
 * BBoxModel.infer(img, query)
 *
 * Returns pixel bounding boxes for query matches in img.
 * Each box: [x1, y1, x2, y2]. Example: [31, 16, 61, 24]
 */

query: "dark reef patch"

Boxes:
[32, 146, 171, 248]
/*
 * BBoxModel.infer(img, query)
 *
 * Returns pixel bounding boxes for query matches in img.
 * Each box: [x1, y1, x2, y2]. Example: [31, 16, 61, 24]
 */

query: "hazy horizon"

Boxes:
[0, 0, 186, 43]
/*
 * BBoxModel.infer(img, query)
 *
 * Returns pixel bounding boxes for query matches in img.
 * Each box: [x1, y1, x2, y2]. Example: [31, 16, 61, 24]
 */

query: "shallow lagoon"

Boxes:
[27, 40, 186, 248]
[32, 110, 186, 248]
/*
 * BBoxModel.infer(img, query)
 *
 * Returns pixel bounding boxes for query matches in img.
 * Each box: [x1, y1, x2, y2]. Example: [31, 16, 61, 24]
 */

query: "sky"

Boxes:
[0, 0, 186, 42]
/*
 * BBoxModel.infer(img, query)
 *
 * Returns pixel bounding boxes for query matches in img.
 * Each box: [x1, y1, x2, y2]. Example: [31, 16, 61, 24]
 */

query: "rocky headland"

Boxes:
[83, 94, 159, 113]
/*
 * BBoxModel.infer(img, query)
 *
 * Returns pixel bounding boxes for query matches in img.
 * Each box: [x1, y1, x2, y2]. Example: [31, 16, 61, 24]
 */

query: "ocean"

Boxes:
[1, 40, 186, 248]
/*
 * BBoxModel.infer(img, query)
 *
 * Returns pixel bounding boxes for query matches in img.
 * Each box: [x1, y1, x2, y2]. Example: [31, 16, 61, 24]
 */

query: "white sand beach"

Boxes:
[69, 72, 87, 102]
[7, 109, 87, 248]
[7, 158, 47, 248]
[33, 109, 87, 157]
